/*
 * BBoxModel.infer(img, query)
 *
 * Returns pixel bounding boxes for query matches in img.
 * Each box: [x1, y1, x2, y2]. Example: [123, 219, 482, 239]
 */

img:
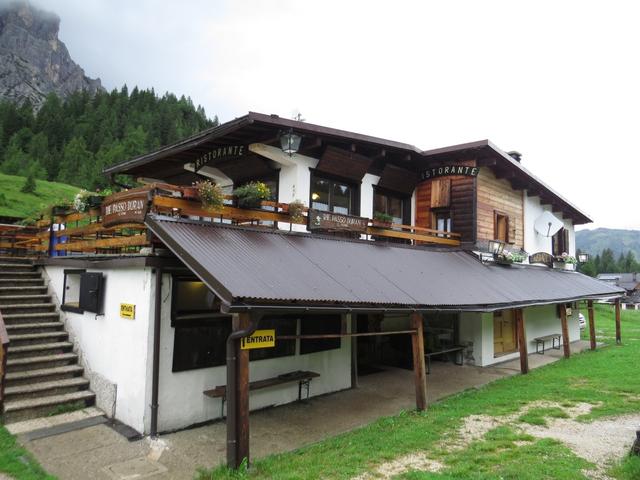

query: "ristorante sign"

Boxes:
[420, 165, 479, 180]
[194, 145, 245, 171]
[308, 209, 369, 233]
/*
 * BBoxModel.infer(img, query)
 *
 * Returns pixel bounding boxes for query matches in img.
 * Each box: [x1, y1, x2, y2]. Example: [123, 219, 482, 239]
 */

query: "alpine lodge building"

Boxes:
[0, 112, 623, 468]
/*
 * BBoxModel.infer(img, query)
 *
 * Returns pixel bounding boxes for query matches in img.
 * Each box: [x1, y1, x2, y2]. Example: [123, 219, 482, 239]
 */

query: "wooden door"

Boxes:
[493, 310, 517, 356]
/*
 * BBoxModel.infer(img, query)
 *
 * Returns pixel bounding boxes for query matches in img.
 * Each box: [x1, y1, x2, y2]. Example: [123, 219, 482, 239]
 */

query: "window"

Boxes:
[310, 173, 358, 215]
[61, 269, 84, 313]
[171, 276, 231, 372]
[552, 227, 569, 256]
[300, 315, 342, 354]
[494, 211, 509, 243]
[433, 210, 452, 235]
[249, 315, 297, 361]
[423, 312, 459, 352]
[373, 189, 409, 225]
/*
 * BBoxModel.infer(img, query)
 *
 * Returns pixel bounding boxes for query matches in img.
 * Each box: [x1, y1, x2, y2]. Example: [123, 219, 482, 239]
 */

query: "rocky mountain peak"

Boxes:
[0, 1, 103, 109]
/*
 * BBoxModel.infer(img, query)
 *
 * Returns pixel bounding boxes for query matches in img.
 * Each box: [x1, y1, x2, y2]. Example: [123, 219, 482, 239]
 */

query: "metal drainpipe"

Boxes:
[150, 268, 163, 437]
[226, 314, 258, 468]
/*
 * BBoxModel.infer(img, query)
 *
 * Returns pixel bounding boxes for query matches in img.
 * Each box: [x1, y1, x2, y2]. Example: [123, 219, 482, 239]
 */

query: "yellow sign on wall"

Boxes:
[120, 303, 136, 319]
[240, 329, 276, 350]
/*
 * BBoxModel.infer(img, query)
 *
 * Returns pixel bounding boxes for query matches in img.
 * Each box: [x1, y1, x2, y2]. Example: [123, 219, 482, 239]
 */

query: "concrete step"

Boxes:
[7, 330, 69, 347]
[5, 364, 84, 387]
[0, 303, 55, 314]
[8, 341, 73, 359]
[0, 263, 36, 271]
[6, 352, 78, 373]
[3, 390, 96, 424]
[2, 312, 60, 325]
[0, 286, 48, 296]
[4, 377, 90, 402]
[0, 257, 32, 265]
[5, 407, 104, 436]
[0, 294, 51, 306]
[0, 278, 45, 287]
[0, 271, 41, 279]
[6, 322, 64, 334]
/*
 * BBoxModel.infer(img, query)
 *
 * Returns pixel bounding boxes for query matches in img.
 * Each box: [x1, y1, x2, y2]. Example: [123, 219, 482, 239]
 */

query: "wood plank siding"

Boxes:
[415, 159, 476, 243]
[476, 167, 524, 249]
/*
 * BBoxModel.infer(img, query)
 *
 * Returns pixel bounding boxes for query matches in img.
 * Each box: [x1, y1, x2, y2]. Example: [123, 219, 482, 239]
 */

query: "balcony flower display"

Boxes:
[233, 181, 271, 209]
[373, 211, 393, 227]
[287, 199, 306, 223]
[195, 180, 224, 211]
[495, 249, 526, 264]
[555, 252, 577, 264]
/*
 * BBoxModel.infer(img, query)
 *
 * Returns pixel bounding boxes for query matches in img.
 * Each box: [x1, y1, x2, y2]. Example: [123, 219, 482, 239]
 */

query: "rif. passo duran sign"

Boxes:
[420, 165, 479, 180]
[102, 191, 149, 227]
[308, 209, 369, 233]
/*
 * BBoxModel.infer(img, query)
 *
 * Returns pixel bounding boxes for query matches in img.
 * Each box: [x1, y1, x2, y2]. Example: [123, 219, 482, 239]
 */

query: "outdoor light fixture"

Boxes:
[280, 129, 302, 156]
[488, 239, 506, 256]
[311, 192, 320, 201]
[577, 253, 589, 263]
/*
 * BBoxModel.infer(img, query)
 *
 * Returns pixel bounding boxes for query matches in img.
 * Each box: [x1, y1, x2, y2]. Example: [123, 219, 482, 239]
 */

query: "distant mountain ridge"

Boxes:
[0, 1, 102, 109]
[576, 228, 640, 259]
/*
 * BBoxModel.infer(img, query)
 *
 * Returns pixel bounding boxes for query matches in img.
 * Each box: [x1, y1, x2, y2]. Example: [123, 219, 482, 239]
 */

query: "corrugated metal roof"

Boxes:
[146, 216, 624, 312]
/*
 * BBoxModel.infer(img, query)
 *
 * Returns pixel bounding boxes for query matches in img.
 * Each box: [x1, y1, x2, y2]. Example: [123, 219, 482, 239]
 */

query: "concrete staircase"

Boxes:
[1, 258, 95, 424]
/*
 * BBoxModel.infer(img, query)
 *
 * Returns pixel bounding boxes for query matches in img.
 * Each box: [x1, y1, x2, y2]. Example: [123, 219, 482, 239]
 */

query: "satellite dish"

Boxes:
[534, 211, 564, 237]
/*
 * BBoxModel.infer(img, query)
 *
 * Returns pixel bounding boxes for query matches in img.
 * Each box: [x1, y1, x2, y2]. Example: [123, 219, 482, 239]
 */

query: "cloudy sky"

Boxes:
[27, 1, 640, 230]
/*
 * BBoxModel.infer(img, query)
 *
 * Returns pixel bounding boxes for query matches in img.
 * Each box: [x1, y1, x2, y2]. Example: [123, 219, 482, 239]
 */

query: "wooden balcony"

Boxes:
[0, 183, 460, 257]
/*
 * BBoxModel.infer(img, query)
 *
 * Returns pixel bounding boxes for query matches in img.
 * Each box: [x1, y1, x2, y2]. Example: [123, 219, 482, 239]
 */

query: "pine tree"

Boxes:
[21, 171, 36, 193]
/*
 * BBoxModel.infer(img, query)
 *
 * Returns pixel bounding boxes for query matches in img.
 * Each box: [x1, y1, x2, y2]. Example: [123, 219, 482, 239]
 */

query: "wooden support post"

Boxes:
[587, 300, 596, 350]
[227, 312, 251, 469]
[559, 304, 571, 359]
[515, 308, 529, 374]
[350, 314, 358, 389]
[615, 299, 621, 344]
[410, 312, 427, 411]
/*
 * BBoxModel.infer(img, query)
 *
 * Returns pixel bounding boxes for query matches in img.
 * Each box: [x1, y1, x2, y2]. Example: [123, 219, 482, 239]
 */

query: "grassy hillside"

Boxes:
[0, 172, 80, 220]
[576, 228, 640, 260]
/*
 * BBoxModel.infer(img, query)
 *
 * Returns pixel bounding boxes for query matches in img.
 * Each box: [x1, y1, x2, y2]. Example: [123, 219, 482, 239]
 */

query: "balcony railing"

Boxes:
[0, 183, 461, 257]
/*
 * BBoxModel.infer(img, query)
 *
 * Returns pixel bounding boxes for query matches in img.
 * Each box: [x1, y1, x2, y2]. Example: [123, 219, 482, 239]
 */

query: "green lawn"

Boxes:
[0, 426, 55, 480]
[0, 172, 80, 220]
[200, 304, 640, 480]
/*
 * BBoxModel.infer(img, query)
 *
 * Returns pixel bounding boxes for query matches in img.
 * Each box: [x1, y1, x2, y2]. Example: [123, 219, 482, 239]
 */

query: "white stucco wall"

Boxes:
[275, 152, 318, 233]
[43, 265, 155, 433]
[360, 173, 381, 220]
[524, 194, 576, 256]
[460, 305, 581, 367]
[156, 275, 352, 432]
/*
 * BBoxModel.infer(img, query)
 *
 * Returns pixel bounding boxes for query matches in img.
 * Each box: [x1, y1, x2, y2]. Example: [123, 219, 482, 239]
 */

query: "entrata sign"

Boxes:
[308, 209, 369, 234]
[241, 329, 276, 350]
[194, 145, 245, 171]
[420, 165, 479, 180]
[102, 191, 149, 227]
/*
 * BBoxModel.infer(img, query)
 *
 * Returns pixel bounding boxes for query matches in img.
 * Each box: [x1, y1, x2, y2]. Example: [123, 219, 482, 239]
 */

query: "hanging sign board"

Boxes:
[241, 329, 276, 350]
[102, 191, 149, 227]
[528, 252, 554, 267]
[420, 165, 479, 180]
[308, 209, 369, 234]
[194, 145, 245, 172]
[120, 303, 136, 319]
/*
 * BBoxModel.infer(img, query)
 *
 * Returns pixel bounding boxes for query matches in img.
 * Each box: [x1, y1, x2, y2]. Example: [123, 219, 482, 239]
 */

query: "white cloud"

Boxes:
[29, 0, 640, 229]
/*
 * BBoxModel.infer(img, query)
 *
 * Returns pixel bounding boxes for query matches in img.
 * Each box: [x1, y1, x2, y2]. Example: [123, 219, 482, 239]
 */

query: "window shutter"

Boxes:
[430, 179, 451, 208]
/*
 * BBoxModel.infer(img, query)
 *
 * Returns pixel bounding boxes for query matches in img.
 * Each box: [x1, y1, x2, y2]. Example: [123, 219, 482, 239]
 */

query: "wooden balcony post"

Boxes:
[587, 300, 596, 350]
[559, 304, 570, 358]
[615, 299, 621, 344]
[515, 308, 529, 374]
[410, 312, 427, 411]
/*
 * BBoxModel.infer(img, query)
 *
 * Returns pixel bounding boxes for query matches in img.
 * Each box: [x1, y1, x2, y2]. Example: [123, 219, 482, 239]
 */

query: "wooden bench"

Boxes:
[425, 346, 464, 374]
[204, 370, 320, 417]
[534, 334, 562, 354]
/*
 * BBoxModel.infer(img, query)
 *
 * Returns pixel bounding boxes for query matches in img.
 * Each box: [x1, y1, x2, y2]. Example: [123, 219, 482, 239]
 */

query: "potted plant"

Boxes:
[287, 199, 306, 223]
[554, 252, 577, 264]
[373, 211, 394, 227]
[233, 181, 271, 209]
[196, 180, 224, 211]
[494, 249, 526, 265]
[73, 190, 90, 213]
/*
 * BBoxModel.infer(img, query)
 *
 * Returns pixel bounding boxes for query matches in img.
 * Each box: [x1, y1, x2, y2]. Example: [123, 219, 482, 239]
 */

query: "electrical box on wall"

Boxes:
[79, 272, 104, 314]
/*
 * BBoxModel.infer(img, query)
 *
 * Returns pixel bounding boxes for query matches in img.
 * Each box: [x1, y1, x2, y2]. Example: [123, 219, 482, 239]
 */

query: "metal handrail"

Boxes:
[0, 309, 9, 414]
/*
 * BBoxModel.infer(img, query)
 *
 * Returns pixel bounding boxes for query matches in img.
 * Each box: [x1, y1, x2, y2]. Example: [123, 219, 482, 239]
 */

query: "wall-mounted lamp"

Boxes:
[488, 239, 506, 256]
[577, 253, 589, 263]
[280, 129, 302, 156]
